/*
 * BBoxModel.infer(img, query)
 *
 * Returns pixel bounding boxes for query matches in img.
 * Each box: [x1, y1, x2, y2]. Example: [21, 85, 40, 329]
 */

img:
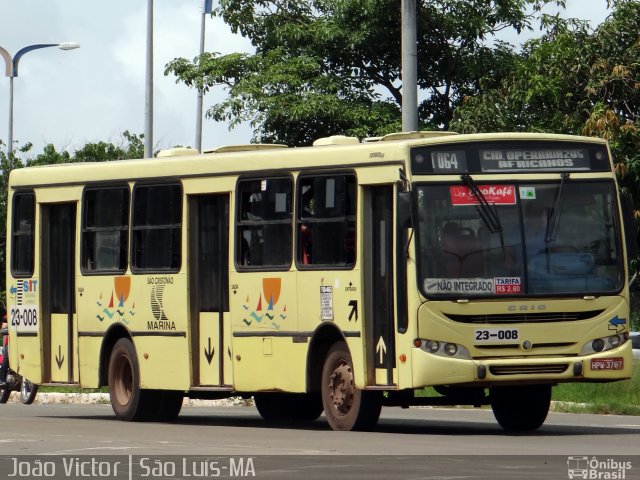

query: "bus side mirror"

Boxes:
[397, 191, 413, 229]
[620, 191, 637, 262]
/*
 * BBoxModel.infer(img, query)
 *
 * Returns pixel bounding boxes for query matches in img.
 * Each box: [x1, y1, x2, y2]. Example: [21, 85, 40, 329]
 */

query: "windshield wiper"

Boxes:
[461, 174, 502, 233]
[545, 172, 569, 243]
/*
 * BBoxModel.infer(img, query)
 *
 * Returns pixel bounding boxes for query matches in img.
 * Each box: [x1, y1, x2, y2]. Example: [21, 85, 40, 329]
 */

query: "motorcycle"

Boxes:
[0, 323, 38, 404]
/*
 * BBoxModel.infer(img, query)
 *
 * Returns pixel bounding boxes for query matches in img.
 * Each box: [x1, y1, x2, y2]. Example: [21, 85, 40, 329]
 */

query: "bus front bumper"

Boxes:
[411, 341, 633, 387]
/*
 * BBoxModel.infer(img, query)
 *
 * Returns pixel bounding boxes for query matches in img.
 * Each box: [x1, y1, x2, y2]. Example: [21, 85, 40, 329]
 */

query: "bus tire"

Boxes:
[255, 393, 323, 422]
[490, 384, 551, 431]
[287, 393, 323, 421]
[254, 393, 286, 421]
[108, 338, 148, 421]
[152, 390, 183, 422]
[321, 341, 381, 431]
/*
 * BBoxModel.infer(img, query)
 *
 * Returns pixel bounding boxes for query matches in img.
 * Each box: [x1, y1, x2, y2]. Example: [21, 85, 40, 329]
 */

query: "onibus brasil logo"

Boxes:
[567, 456, 632, 479]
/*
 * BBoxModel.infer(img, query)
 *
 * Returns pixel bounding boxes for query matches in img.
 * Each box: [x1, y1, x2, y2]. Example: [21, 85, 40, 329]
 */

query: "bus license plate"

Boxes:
[474, 328, 519, 343]
[591, 358, 624, 370]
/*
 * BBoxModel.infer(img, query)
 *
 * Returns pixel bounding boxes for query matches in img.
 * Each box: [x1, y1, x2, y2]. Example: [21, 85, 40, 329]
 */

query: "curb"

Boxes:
[3, 392, 250, 407]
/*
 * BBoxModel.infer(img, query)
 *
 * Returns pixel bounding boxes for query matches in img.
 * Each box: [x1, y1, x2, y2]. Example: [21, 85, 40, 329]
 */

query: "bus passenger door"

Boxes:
[188, 194, 230, 387]
[41, 203, 77, 384]
[363, 185, 396, 386]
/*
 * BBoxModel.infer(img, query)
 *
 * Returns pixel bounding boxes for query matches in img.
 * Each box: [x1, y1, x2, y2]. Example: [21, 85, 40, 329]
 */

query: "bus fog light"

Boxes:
[592, 338, 605, 352]
[444, 343, 458, 356]
[573, 362, 583, 376]
[426, 340, 440, 353]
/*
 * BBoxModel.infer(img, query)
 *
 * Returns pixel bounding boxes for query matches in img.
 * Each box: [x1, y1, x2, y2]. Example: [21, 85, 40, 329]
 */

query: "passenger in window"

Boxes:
[300, 223, 312, 264]
[240, 236, 251, 265]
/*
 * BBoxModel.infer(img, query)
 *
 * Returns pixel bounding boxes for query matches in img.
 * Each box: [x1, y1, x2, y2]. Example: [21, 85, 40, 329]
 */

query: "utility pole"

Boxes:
[195, 1, 213, 153]
[145, 0, 154, 158]
[401, 0, 418, 132]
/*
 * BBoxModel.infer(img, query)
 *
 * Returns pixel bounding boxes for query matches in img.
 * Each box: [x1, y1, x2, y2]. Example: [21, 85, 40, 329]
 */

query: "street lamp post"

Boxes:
[401, 0, 418, 132]
[195, 0, 214, 153]
[0, 42, 80, 158]
[145, 0, 154, 159]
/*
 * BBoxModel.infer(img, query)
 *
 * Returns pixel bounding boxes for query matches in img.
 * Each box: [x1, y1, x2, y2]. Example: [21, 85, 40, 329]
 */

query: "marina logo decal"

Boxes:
[96, 276, 134, 325]
[242, 278, 286, 330]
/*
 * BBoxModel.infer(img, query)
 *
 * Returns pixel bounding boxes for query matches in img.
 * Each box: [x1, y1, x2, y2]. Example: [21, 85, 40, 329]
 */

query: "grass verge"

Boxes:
[551, 360, 640, 415]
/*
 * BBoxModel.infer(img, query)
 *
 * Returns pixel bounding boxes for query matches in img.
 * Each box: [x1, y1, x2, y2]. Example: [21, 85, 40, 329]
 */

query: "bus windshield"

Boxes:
[415, 180, 624, 297]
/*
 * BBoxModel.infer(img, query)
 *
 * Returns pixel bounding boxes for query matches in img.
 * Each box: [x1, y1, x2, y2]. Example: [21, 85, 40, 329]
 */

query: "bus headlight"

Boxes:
[580, 333, 627, 356]
[426, 340, 440, 353]
[417, 339, 471, 360]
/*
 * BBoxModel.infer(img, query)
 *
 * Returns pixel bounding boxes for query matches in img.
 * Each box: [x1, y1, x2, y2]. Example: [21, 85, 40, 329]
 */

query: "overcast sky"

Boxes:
[0, 1, 611, 157]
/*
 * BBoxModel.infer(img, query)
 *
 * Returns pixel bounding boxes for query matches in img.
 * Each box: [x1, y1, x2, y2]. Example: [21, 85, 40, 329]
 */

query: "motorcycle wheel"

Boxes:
[20, 379, 38, 405]
[0, 386, 10, 404]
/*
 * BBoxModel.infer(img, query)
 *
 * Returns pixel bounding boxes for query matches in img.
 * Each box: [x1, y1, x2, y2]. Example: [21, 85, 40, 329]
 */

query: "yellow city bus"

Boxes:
[6, 131, 636, 431]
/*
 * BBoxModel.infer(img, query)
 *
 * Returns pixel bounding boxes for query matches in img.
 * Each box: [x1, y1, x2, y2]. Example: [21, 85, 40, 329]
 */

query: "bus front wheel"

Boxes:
[321, 341, 381, 431]
[490, 384, 551, 431]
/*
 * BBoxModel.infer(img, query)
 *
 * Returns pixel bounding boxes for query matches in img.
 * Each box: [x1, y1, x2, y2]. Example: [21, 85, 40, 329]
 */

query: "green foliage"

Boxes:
[26, 131, 145, 167]
[452, 0, 640, 185]
[552, 361, 640, 415]
[166, 0, 564, 146]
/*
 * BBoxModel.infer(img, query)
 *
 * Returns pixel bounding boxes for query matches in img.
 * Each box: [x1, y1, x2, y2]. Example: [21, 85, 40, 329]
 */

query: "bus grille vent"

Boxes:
[489, 364, 569, 376]
[446, 310, 603, 324]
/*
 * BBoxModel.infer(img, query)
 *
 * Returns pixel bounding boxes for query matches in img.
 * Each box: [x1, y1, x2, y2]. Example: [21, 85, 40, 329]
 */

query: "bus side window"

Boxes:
[131, 183, 182, 272]
[296, 173, 356, 268]
[236, 177, 292, 269]
[81, 186, 129, 274]
[11, 192, 36, 277]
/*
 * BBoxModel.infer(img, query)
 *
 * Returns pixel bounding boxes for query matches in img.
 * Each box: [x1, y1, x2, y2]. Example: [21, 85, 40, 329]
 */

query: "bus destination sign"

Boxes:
[479, 148, 590, 172]
[411, 141, 610, 174]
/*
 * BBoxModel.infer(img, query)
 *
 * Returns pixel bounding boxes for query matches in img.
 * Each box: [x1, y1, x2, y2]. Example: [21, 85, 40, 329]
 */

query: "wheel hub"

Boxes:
[328, 363, 354, 415]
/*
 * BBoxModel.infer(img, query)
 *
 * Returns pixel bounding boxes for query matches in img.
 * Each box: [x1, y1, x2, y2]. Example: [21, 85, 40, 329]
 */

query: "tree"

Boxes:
[166, 0, 563, 146]
[452, 0, 640, 195]
[27, 131, 145, 166]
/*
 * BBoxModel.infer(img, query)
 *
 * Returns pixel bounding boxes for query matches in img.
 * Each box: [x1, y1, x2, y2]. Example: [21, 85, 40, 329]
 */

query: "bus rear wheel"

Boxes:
[321, 341, 381, 431]
[490, 384, 551, 431]
[108, 338, 147, 421]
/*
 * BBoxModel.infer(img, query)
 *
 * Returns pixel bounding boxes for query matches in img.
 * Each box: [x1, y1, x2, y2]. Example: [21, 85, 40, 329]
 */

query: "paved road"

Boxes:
[1, 404, 639, 479]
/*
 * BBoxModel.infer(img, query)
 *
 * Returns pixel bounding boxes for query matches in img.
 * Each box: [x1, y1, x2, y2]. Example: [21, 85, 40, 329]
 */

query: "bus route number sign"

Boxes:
[429, 150, 467, 173]
[9, 305, 38, 333]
